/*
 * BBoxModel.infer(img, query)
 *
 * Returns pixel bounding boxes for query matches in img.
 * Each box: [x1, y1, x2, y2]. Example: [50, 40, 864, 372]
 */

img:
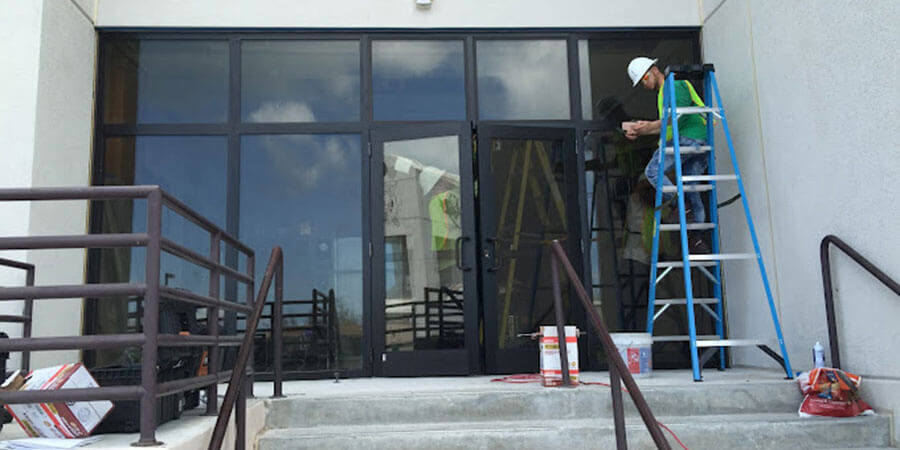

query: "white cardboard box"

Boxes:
[3, 364, 113, 438]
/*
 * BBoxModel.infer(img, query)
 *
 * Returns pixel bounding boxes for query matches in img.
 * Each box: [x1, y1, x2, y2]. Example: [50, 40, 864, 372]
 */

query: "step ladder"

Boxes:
[646, 64, 793, 381]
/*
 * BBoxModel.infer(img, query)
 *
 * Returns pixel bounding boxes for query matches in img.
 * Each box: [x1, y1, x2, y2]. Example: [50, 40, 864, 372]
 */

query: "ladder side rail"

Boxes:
[646, 81, 673, 335]
[667, 72, 703, 381]
[709, 74, 794, 379]
[704, 70, 727, 370]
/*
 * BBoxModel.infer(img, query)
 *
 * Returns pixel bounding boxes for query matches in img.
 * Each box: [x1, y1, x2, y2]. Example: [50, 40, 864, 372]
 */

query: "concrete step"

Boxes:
[266, 381, 802, 429]
[257, 413, 892, 450]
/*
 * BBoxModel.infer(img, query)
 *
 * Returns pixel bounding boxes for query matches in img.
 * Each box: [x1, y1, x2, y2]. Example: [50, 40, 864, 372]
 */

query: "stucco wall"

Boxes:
[0, 0, 44, 370]
[94, 0, 701, 28]
[0, 0, 97, 369]
[703, 0, 900, 441]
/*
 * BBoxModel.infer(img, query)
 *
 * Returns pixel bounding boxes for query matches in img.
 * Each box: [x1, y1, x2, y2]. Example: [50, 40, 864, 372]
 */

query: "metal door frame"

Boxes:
[370, 123, 480, 376]
[475, 124, 584, 374]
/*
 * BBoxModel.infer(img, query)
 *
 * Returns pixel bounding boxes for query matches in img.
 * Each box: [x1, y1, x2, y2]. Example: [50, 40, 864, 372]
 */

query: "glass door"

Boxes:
[477, 125, 584, 374]
[371, 124, 479, 376]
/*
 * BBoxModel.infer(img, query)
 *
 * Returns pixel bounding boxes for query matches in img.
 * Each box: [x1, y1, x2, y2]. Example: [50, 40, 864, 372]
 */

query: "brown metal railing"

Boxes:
[549, 240, 671, 450]
[209, 247, 284, 450]
[0, 186, 277, 447]
[0, 257, 34, 374]
[820, 234, 900, 370]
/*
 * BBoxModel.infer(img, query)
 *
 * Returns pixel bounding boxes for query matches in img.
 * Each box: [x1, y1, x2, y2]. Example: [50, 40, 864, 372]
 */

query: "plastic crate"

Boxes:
[89, 364, 196, 434]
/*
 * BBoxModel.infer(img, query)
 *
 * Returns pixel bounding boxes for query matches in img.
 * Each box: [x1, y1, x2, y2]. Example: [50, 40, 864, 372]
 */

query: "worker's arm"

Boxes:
[623, 119, 661, 140]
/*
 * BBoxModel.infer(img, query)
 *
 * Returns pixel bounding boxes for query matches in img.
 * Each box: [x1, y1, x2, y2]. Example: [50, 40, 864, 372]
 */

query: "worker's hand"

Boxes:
[622, 121, 640, 141]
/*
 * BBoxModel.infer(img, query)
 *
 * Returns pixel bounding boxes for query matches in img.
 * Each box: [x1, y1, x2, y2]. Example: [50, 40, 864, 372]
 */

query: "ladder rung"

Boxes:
[654, 298, 718, 306]
[689, 253, 756, 261]
[681, 175, 738, 182]
[695, 339, 763, 348]
[657, 260, 718, 268]
[664, 146, 711, 155]
[659, 222, 716, 231]
[653, 334, 719, 342]
[662, 184, 714, 193]
[675, 106, 719, 115]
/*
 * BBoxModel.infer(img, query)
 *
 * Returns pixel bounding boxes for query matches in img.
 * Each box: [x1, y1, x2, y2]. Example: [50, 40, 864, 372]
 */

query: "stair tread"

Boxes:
[261, 413, 888, 438]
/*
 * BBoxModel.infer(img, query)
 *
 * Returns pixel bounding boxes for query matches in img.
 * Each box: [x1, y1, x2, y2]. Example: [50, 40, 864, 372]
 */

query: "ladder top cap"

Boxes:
[665, 64, 716, 80]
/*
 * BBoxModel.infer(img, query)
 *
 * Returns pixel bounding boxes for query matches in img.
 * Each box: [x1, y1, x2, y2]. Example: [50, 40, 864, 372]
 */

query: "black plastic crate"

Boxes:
[89, 364, 195, 434]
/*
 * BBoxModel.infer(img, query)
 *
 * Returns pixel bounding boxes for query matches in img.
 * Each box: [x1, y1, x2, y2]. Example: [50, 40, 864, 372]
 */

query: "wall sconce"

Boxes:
[416, 0, 432, 8]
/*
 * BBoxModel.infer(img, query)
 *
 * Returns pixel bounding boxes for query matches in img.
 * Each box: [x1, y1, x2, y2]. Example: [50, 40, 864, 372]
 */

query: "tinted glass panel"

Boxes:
[373, 40, 466, 121]
[103, 41, 229, 124]
[90, 136, 228, 366]
[581, 37, 696, 128]
[383, 135, 465, 351]
[242, 41, 360, 122]
[476, 40, 570, 120]
[240, 134, 363, 371]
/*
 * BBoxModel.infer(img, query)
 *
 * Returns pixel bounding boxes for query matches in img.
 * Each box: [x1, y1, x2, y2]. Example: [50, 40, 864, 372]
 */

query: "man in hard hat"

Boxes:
[622, 56, 709, 252]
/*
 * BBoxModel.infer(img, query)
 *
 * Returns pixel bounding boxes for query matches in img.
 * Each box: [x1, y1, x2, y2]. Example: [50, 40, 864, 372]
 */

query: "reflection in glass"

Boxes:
[240, 134, 363, 371]
[89, 136, 228, 367]
[489, 138, 572, 349]
[103, 40, 229, 124]
[383, 136, 465, 351]
[476, 40, 570, 120]
[373, 40, 466, 121]
[582, 38, 696, 128]
[242, 41, 360, 123]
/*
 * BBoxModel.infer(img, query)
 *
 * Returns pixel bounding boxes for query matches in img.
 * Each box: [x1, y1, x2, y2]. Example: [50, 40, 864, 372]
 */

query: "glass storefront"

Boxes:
[88, 30, 702, 377]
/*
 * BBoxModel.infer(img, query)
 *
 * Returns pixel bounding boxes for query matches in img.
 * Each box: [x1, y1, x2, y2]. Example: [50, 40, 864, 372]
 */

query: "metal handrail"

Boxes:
[0, 186, 256, 446]
[820, 234, 900, 370]
[549, 240, 671, 450]
[209, 247, 284, 450]
[0, 257, 34, 373]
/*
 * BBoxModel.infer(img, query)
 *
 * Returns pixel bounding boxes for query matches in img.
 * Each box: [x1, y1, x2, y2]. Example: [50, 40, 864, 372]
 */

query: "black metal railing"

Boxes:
[549, 240, 671, 450]
[0, 257, 34, 374]
[820, 235, 900, 370]
[0, 186, 282, 448]
[209, 246, 283, 450]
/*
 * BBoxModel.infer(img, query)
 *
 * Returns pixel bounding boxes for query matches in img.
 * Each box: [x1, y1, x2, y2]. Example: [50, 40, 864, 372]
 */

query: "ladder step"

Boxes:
[681, 174, 738, 182]
[653, 334, 720, 342]
[654, 298, 718, 306]
[659, 222, 716, 231]
[657, 260, 718, 268]
[695, 339, 763, 348]
[662, 184, 714, 193]
[664, 145, 711, 155]
[675, 106, 719, 115]
[689, 253, 756, 261]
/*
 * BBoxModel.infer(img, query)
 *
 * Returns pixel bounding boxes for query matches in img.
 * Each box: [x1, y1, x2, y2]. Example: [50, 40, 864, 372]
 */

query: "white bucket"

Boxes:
[610, 332, 653, 378]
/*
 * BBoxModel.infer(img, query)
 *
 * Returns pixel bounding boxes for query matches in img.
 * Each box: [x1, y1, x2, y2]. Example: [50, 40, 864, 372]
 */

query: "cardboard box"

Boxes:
[539, 326, 579, 386]
[2, 364, 114, 438]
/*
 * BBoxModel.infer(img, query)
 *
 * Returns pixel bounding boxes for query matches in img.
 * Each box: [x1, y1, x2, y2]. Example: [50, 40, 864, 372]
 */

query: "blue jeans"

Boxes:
[644, 137, 708, 223]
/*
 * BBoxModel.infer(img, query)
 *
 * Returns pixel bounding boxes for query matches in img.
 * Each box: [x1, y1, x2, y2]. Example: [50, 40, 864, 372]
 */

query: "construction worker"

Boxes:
[622, 56, 709, 252]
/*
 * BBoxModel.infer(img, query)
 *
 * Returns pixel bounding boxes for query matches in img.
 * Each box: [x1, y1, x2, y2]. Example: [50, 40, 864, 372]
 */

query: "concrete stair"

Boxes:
[256, 372, 894, 450]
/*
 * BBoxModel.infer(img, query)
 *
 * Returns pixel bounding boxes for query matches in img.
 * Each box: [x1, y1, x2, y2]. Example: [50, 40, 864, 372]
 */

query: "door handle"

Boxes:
[486, 237, 503, 273]
[455, 236, 472, 271]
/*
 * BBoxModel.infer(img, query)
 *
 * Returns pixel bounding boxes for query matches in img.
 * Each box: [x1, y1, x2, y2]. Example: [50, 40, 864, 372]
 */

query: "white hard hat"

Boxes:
[627, 57, 658, 87]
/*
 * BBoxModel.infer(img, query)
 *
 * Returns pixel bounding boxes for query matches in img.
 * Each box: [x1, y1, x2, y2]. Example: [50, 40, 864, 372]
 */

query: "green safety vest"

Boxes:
[657, 80, 706, 141]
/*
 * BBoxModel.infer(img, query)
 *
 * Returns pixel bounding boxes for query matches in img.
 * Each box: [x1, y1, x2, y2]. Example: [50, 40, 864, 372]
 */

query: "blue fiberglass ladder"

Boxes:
[646, 64, 793, 381]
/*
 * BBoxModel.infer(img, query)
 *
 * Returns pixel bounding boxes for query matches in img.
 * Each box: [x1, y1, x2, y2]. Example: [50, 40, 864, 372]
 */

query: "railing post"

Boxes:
[273, 255, 284, 398]
[550, 240, 671, 450]
[610, 366, 627, 449]
[136, 189, 162, 446]
[235, 384, 246, 450]
[23, 265, 34, 373]
[207, 232, 221, 416]
[549, 252, 572, 387]
[244, 253, 255, 400]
